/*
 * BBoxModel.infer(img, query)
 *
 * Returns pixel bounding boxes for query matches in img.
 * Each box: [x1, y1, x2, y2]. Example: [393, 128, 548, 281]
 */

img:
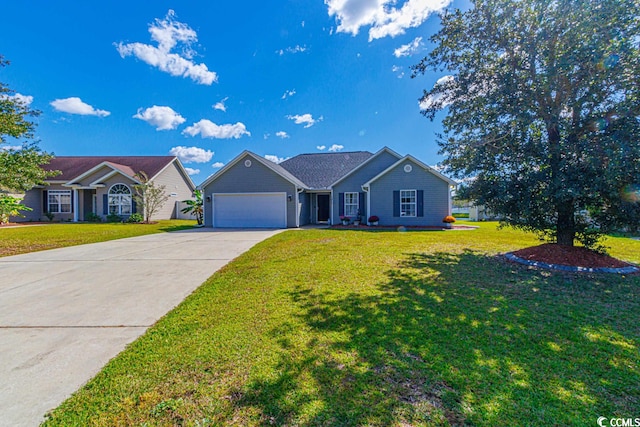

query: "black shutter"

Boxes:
[42, 190, 48, 213]
[103, 194, 108, 215]
[338, 192, 344, 216]
[417, 190, 424, 217]
[358, 192, 365, 218]
[393, 191, 400, 217]
[70, 191, 74, 213]
[132, 199, 137, 214]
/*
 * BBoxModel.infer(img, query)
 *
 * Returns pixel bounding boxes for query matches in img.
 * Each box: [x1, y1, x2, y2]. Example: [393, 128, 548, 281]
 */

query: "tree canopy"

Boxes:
[0, 55, 58, 192]
[413, 0, 640, 247]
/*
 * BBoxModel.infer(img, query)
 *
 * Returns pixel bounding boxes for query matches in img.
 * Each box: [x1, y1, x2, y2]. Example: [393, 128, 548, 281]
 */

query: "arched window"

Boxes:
[108, 184, 132, 215]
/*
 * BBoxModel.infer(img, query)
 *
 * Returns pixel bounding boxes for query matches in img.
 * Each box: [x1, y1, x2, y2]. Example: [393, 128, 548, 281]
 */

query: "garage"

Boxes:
[212, 192, 287, 228]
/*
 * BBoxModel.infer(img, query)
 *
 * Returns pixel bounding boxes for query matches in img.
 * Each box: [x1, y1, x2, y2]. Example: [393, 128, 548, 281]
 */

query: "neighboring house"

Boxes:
[199, 147, 456, 228]
[469, 204, 497, 221]
[19, 156, 196, 222]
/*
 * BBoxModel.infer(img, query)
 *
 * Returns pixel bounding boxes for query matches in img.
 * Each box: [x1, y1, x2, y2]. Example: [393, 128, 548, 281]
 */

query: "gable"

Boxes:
[201, 153, 298, 194]
[331, 149, 401, 190]
[45, 156, 176, 183]
[365, 155, 456, 188]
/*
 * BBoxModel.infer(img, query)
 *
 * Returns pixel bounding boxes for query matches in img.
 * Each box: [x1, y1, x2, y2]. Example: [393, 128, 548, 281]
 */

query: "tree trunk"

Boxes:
[556, 202, 575, 246]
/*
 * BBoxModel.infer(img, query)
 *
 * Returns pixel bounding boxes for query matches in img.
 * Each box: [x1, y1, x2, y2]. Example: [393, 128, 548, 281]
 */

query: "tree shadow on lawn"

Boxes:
[236, 250, 640, 426]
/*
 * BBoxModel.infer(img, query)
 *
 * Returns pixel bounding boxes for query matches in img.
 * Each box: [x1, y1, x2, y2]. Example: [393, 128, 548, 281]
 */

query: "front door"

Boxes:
[317, 194, 330, 222]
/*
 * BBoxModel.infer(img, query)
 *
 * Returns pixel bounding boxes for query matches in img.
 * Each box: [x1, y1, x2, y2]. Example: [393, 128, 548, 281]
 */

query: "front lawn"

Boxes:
[43, 223, 640, 426]
[0, 220, 197, 257]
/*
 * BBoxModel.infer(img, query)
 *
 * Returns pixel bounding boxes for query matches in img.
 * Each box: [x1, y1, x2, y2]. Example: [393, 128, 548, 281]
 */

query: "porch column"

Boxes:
[73, 189, 79, 222]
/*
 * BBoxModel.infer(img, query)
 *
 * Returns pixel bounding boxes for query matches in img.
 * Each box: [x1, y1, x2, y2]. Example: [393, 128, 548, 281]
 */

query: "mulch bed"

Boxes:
[511, 243, 631, 268]
[331, 224, 477, 230]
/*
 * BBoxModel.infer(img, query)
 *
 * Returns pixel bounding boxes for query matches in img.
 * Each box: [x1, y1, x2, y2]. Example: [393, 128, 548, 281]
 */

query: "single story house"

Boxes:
[199, 147, 456, 228]
[19, 156, 196, 222]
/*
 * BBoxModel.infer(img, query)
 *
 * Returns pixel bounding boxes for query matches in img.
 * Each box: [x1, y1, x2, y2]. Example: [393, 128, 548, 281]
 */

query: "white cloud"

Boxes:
[213, 97, 228, 112]
[50, 97, 110, 117]
[212, 162, 225, 168]
[183, 119, 250, 139]
[392, 65, 404, 78]
[1, 145, 22, 151]
[275, 131, 289, 139]
[276, 45, 308, 55]
[115, 10, 217, 85]
[184, 167, 200, 175]
[1, 92, 33, 106]
[420, 75, 456, 110]
[281, 89, 296, 99]
[316, 145, 326, 151]
[133, 105, 185, 130]
[326, 0, 451, 41]
[169, 146, 214, 163]
[328, 144, 344, 152]
[286, 113, 322, 128]
[394, 36, 423, 57]
[265, 154, 289, 164]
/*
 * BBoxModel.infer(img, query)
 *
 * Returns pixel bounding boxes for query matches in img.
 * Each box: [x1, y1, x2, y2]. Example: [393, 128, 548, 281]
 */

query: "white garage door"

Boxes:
[212, 193, 287, 228]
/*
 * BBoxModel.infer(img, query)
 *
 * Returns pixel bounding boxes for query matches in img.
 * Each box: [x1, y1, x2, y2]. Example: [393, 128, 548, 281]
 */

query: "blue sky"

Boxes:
[1, 0, 468, 184]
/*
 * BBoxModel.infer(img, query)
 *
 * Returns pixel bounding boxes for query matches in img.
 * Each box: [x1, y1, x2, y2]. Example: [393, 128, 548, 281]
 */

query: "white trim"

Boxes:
[108, 183, 133, 215]
[344, 192, 359, 217]
[47, 190, 72, 214]
[73, 189, 78, 222]
[329, 146, 402, 188]
[211, 192, 287, 228]
[399, 189, 417, 217]
[363, 186, 371, 223]
[363, 155, 457, 187]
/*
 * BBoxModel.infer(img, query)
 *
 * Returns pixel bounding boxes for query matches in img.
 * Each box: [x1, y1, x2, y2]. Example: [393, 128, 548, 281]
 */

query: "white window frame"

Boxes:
[344, 192, 359, 217]
[48, 190, 72, 213]
[108, 184, 132, 215]
[400, 189, 417, 217]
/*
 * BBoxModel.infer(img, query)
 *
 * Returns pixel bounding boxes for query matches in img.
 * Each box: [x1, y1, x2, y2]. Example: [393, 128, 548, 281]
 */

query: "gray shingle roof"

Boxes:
[45, 156, 176, 181]
[279, 151, 373, 189]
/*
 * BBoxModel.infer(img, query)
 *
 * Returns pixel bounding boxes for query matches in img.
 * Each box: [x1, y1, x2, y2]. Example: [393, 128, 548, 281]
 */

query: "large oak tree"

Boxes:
[0, 55, 57, 193]
[413, 0, 640, 247]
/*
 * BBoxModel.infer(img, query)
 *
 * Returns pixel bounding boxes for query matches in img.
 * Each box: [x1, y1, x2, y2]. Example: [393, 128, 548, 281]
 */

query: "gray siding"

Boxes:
[298, 192, 310, 226]
[332, 151, 400, 223]
[369, 159, 451, 226]
[202, 154, 298, 227]
[19, 189, 43, 221]
[150, 162, 194, 220]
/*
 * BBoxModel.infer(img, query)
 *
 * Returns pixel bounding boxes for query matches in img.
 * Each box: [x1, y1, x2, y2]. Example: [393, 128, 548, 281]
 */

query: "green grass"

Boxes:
[43, 222, 640, 426]
[0, 220, 197, 257]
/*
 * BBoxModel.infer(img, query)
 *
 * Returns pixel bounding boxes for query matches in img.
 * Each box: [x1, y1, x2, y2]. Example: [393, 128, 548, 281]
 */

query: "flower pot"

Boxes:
[370, 221, 379, 226]
[354, 220, 361, 226]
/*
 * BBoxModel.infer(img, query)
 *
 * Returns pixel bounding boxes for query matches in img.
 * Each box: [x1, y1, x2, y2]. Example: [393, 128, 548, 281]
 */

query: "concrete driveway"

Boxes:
[0, 228, 280, 427]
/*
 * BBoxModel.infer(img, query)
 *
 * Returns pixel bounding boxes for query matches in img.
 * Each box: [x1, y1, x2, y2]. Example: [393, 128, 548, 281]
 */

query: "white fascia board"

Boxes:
[329, 146, 402, 189]
[363, 155, 457, 187]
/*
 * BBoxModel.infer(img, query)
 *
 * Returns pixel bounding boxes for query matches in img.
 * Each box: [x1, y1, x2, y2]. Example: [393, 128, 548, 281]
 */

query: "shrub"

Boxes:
[44, 211, 55, 222]
[85, 212, 102, 222]
[127, 213, 144, 223]
[443, 215, 456, 223]
[106, 213, 123, 223]
[368, 215, 379, 222]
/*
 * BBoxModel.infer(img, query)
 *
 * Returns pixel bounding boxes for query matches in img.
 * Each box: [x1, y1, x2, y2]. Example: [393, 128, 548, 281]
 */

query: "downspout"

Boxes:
[362, 185, 370, 224]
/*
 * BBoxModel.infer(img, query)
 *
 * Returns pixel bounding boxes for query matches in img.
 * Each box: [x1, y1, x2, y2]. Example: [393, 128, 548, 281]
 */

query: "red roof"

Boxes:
[45, 156, 176, 182]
